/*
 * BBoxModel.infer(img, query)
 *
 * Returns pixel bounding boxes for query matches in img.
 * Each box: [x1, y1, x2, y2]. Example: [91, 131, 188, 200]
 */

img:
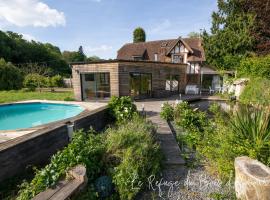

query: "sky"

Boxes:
[0, 0, 217, 59]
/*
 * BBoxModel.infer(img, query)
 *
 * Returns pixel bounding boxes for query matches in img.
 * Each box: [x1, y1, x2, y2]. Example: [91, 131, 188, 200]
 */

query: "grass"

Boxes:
[0, 89, 75, 103]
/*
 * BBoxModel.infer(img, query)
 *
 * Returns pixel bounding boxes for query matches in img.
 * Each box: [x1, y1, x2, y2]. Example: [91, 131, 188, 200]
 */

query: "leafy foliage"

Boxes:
[108, 96, 137, 122]
[203, 0, 255, 69]
[17, 130, 105, 200]
[0, 31, 70, 75]
[188, 32, 201, 38]
[241, 0, 270, 54]
[106, 116, 162, 200]
[133, 27, 146, 43]
[239, 78, 270, 106]
[230, 106, 270, 165]
[0, 58, 23, 90]
[175, 102, 270, 180]
[23, 74, 47, 91]
[160, 102, 174, 121]
[238, 55, 270, 79]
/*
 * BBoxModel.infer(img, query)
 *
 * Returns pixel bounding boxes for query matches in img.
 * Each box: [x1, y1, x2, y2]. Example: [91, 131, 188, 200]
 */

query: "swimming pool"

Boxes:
[0, 103, 84, 130]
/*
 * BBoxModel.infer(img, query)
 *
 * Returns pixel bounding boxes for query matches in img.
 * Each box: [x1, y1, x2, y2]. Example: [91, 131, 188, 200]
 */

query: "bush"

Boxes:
[108, 96, 137, 122]
[106, 116, 162, 200]
[230, 106, 270, 166]
[176, 102, 270, 180]
[17, 130, 105, 200]
[238, 55, 270, 79]
[50, 75, 64, 87]
[23, 74, 47, 91]
[240, 77, 270, 105]
[0, 58, 23, 90]
[160, 102, 174, 121]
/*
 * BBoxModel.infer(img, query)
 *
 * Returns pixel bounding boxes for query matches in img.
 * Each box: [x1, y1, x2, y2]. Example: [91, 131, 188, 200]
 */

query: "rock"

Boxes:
[235, 156, 270, 200]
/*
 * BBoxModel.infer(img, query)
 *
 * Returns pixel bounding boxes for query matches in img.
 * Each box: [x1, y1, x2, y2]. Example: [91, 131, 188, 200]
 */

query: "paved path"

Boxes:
[148, 114, 185, 166]
[135, 95, 188, 168]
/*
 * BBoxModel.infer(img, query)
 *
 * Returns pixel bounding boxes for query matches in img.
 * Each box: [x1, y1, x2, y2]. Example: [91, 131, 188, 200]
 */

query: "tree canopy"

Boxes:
[203, 0, 255, 70]
[188, 32, 201, 38]
[0, 31, 70, 75]
[133, 27, 146, 43]
[203, 0, 270, 70]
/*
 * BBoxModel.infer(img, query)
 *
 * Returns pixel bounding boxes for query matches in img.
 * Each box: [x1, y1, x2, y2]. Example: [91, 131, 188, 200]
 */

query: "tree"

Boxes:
[203, 0, 255, 70]
[0, 30, 70, 76]
[241, 0, 270, 55]
[0, 58, 23, 90]
[133, 27, 146, 43]
[188, 32, 201, 38]
[86, 56, 101, 62]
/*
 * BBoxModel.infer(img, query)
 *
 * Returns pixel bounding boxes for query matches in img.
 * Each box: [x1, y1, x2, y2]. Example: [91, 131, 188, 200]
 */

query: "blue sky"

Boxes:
[0, 0, 217, 59]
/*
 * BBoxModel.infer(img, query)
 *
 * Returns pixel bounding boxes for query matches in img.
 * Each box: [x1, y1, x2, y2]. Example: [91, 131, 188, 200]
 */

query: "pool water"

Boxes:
[0, 103, 84, 130]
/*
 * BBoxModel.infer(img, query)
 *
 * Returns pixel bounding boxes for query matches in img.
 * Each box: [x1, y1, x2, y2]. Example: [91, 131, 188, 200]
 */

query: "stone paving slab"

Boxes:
[148, 114, 185, 166]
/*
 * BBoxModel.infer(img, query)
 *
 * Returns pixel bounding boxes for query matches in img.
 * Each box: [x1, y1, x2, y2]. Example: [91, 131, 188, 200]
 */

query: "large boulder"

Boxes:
[235, 156, 270, 200]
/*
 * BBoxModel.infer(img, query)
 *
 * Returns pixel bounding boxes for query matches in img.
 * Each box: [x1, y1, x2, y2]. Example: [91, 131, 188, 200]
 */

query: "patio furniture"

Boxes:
[209, 86, 215, 94]
[185, 85, 199, 95]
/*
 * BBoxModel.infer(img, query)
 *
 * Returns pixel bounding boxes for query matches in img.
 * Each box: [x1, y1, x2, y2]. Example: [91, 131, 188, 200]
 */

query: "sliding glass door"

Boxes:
[81, 73, 110, 100]
[130, 73, 152, 99]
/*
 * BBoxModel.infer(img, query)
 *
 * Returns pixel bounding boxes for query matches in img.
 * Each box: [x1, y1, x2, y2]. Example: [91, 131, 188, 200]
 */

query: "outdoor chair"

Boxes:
[209, 86, 215, 94]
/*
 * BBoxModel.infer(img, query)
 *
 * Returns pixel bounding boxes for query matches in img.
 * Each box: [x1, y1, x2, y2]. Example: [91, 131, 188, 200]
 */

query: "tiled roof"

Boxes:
[117, 38, 205, 62]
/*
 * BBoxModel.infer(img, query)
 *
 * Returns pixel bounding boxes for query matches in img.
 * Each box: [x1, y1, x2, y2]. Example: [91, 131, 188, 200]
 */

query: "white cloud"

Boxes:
[22, 33, 36, 41]
[0, 0, 66, 27]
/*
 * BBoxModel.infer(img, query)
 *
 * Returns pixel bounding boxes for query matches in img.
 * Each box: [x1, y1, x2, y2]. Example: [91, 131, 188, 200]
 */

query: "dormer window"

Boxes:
[154, 53, 158, 61]
[133, 56, 143, 61]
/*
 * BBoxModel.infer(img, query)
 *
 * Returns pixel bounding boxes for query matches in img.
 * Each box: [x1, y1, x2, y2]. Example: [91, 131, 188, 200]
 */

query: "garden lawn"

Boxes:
[0, 90, 74, 103]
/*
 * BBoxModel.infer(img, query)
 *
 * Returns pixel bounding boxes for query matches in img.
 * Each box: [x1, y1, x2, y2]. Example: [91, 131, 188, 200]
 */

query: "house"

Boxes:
[117, 37, 205, 86]
[71, 37, 231, 101]
[118, 37, 234, 93]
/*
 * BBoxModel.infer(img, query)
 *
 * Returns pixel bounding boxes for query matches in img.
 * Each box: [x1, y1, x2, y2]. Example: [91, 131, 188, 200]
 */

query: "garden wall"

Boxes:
[0, 106, 108, 183]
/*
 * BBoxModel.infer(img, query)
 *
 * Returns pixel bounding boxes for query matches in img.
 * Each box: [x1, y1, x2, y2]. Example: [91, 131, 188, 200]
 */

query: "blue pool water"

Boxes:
[0, 103, 84, 130]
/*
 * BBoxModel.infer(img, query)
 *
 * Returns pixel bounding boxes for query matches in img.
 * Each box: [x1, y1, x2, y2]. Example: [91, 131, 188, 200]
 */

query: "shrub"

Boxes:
[240, 77, 270, 105]
[23, 74, 47, 91]
[0, 58, 23, 90]
[108, 96, 137, 122]
[50, 75, 64, 87]
[160, 102, 174, 121]
[230, 106, 270, 165]
[106, 116, 162, 200]
[238, 55, 270, 79]
[17, 130, 105, 200]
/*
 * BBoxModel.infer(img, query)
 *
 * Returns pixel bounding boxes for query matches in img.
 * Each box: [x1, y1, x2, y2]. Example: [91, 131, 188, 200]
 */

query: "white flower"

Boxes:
[161, 103, 164, 108]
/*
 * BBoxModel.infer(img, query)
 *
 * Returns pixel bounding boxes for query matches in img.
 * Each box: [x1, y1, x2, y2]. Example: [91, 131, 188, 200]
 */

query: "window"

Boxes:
[154, 53, 158, 61]
[165, 74, 179, 92]
[172, 55, 183, 63]
[133, 56, 143, 61]
[190, 63, 195, 74]
[85, 74, 94, 81]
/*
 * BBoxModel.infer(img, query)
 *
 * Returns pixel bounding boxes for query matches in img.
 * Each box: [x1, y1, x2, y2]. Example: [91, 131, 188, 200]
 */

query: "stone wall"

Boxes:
[0, 107, 108, 183]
